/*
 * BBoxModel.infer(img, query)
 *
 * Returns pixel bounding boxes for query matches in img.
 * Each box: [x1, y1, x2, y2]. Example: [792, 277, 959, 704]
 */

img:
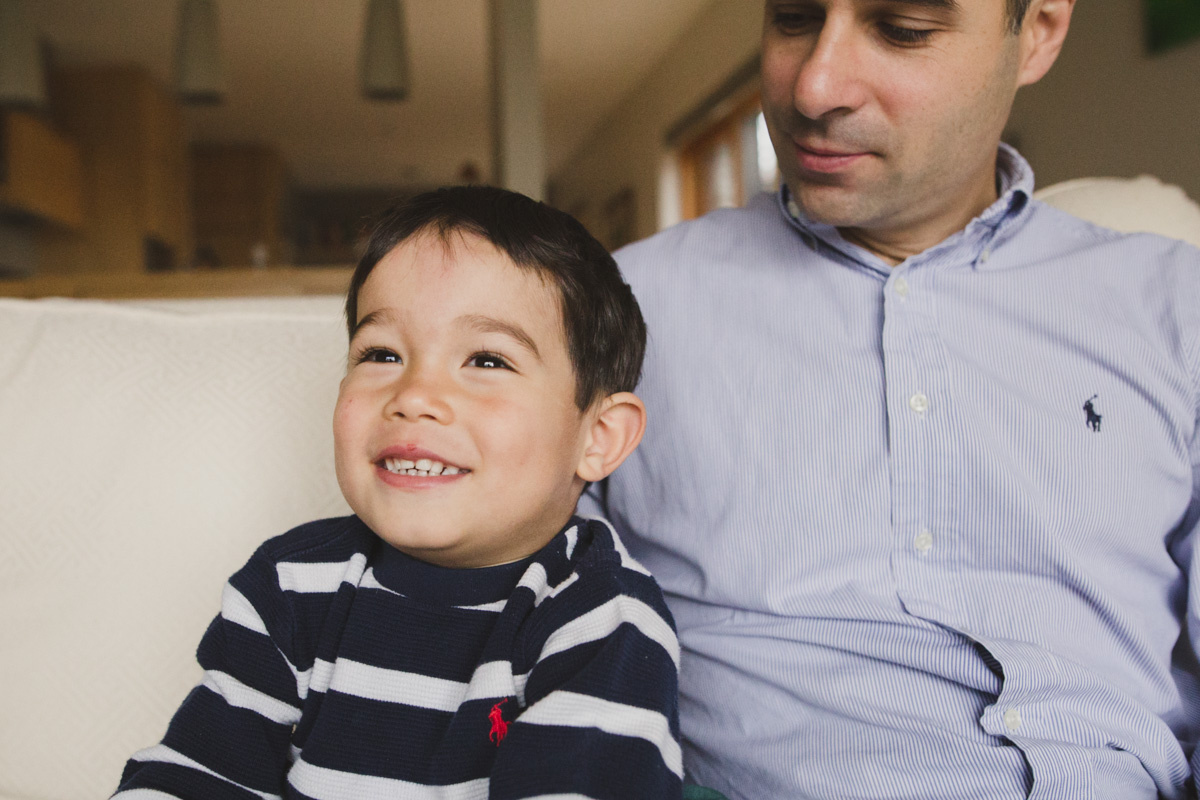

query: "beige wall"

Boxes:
[549, 0, 762, 246]
[1008, 0, 1200, 201]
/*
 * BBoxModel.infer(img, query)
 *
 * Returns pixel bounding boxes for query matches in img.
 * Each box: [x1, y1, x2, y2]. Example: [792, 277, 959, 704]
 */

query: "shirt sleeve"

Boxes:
[488, 566, 683, 800]
[112, 548, 303, 800]
[1183, 502, 1200, 793]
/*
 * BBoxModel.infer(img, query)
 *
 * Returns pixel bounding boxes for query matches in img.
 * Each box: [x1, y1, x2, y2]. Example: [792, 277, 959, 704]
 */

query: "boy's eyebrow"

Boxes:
[350, 308, 396, 338]
[460, 314, 542, 360]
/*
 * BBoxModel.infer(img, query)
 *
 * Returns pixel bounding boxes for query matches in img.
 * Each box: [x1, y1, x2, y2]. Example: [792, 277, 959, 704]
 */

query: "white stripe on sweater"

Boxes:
[276, 553, 367, 593]
[288, 756, 488, 800]
[328, 658, 468, 711]
[128, 744, 283, 800]
[202, 669, 302, 724]
[221, 584, 268, 634]
[520, 690, 683, 778]
[539, 595, 680, 668]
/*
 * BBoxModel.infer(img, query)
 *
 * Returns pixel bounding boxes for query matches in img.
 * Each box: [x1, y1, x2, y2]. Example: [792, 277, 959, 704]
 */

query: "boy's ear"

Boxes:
[576, 392, 646, 483]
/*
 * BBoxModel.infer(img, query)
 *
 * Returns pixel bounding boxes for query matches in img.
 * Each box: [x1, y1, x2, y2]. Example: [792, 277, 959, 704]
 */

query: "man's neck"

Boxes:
[828, 159, 1006, 267]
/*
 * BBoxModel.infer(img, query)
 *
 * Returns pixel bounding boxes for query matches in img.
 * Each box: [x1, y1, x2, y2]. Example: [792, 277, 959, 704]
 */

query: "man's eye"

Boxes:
[773, 11, 820, 35]
[467, 352, 512, 370]
[356, 347, 400, 365]
[879, 22, 935, 46]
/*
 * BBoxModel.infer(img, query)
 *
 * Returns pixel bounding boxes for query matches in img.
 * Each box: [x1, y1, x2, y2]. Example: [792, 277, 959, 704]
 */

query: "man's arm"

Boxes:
[113, 551, 303, 799]
[1185, 531, 1200, 791]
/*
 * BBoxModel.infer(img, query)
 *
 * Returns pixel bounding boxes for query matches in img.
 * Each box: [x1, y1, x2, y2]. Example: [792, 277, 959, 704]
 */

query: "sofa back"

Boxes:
[0, 297, 351, 800]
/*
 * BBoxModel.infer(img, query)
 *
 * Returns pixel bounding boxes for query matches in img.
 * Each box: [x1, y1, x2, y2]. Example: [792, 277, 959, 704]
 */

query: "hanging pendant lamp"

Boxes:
[0, 0, 46, 108]
[361, 0, 409, 101]
[175, 0, 223, 104]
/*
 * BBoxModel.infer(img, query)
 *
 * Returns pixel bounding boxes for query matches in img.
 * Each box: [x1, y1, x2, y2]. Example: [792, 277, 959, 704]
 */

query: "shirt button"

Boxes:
[980, 248, 992, 263]
[913, 531, 933, 554]
[1003, 708, 1022, 732]
[787, 199, 802, 219]
[894, 277, 910, 297]
[909, 392, 930, 415]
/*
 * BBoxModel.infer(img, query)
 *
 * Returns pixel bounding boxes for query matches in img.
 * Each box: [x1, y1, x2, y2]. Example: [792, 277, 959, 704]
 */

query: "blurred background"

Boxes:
[0, 0, 1196, 298]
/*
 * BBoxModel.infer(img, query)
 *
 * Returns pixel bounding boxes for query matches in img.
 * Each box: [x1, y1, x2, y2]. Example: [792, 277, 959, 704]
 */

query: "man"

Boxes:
[581, 1, 1200, 797]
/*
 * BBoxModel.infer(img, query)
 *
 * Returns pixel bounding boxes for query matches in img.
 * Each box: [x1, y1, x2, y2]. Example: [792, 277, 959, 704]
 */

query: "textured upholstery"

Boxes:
[0, 297, 350, 800]
[1, 175, 1199, 800]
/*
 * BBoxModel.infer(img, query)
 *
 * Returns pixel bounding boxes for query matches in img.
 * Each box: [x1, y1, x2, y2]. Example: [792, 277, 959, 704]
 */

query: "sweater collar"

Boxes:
[368, 516, 582, 606]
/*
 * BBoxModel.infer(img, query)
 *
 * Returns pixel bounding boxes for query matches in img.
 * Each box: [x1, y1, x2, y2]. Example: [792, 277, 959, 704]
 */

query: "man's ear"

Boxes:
[576, 392, 646, 483]
[1017, 0, 1076, 87]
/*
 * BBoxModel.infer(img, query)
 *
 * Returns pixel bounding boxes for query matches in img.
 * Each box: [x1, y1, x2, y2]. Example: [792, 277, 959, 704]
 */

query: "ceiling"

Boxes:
[26, 0, 715, 189]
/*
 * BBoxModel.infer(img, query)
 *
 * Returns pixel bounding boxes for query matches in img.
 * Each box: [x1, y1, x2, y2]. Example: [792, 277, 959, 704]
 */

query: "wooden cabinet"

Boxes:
[40, 65, 193, 275]
[191, 144, 291, 268]
[0, 111, 85, 230]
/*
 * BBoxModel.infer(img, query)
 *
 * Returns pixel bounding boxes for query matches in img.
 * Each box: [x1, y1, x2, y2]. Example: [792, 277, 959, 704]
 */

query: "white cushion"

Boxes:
[0, 297, 351, 800]
[1035, 175, 1200, 248]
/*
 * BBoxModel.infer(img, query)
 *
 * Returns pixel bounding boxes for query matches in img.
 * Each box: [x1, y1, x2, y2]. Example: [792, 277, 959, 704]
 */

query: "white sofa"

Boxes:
[3, 178, 1200, 800]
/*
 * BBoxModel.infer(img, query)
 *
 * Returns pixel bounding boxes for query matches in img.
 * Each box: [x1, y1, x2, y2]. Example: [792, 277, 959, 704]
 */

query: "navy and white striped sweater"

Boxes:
[115, 515, 682, 800]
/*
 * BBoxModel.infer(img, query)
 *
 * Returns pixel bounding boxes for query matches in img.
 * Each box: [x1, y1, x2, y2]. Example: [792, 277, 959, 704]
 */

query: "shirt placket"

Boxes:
[882, 257, 967, 629]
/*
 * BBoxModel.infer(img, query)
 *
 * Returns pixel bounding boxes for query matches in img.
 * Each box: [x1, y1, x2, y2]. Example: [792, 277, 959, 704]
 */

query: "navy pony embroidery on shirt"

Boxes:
[1083, 395, 1102, 432]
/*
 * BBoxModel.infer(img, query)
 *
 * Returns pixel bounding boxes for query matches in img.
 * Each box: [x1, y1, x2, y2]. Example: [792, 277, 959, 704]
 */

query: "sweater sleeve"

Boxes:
[112, 545, 305, 800]
[488, 561, 683, 800]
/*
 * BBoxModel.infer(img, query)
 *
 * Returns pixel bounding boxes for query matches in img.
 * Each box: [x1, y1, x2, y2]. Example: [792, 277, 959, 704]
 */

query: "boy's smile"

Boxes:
[333, 230, 594, 568]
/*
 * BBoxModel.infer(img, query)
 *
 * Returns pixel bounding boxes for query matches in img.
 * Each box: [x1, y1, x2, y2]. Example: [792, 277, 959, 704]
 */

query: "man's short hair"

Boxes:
[346, 185, 646, 411]
[1007, 0, 1032, 33]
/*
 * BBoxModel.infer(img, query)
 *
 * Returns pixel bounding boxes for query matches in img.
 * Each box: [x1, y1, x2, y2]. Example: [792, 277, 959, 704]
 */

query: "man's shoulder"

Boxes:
[616, 193, 791, 278]
[1024, 197, 1200, 267]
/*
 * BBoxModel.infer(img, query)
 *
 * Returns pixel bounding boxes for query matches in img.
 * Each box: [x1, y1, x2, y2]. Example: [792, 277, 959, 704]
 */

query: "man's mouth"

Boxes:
[794, 141, 870, 172]
[381, 457, 469, 477]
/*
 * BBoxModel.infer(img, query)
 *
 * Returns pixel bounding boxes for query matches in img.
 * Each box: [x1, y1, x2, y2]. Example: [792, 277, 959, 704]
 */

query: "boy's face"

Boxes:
[334, 231, 593, 568]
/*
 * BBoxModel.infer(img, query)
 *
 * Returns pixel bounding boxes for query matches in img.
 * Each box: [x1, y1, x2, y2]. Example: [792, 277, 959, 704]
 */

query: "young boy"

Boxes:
[114, 186, 681, 800]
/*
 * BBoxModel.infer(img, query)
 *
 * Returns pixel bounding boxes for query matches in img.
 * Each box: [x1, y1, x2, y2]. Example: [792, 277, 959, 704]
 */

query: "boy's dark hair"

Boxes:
[346, 185, 646, 410]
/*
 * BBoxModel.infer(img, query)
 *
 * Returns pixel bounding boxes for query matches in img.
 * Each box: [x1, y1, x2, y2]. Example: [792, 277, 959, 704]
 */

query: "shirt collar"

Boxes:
[778, 143, 1034, 271]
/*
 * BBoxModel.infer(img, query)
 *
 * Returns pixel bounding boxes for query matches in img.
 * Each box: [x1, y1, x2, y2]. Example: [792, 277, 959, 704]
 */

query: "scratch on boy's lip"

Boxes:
[374, 446, 471, 477]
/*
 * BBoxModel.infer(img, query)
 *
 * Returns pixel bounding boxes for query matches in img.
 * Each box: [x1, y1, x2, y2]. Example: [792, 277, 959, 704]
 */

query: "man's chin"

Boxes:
[788, 183, 877, 229]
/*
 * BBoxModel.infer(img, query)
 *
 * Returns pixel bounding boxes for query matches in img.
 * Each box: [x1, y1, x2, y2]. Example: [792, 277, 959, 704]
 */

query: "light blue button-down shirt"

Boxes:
[581, 146, 1200, 799]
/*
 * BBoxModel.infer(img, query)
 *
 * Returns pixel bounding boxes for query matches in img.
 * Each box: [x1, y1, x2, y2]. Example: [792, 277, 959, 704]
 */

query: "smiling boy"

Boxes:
[114, 186, 682, 800]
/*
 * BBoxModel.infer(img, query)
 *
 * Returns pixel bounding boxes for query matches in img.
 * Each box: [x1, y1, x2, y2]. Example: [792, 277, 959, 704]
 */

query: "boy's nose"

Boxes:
[383, 370, 454, 423]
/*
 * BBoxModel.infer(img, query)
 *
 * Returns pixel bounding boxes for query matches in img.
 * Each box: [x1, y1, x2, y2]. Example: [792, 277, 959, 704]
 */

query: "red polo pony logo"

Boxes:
[488, 699, 510, 745]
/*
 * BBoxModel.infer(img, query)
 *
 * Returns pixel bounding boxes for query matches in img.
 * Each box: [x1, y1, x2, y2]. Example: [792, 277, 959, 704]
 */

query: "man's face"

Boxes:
[761, 0, 1025, 242]
[333, 231, 591, 568]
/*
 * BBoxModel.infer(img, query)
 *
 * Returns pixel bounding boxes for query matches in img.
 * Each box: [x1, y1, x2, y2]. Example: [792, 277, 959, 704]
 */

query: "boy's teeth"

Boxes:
[384, 458, 463, 476]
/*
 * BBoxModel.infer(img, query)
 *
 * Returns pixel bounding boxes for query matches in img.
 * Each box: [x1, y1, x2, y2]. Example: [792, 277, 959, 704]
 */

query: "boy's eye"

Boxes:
[467, 352, 512, 370]
[356, 347, 401, 365]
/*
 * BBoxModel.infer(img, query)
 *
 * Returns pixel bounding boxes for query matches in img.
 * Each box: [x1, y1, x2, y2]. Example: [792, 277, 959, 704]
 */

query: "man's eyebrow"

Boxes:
[884, 0, 960, 10]
[460, 314, 542, 360]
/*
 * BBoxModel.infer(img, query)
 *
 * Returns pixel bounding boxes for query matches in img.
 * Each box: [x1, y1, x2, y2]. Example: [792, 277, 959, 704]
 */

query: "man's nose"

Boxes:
[382, 366, 454, 423]
[792, 20, 866, 120]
